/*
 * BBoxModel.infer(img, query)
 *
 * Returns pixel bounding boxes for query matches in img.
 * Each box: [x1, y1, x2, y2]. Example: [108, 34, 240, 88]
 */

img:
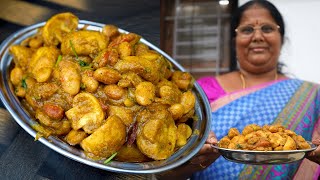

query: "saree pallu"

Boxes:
[192, 79, 320, 180]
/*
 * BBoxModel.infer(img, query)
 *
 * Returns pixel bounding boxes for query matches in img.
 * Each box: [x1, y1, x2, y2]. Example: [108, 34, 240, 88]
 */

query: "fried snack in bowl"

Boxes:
[218, 124, 311, 151]
[213, 124, 317, 165]
[0, 12, 211, 173]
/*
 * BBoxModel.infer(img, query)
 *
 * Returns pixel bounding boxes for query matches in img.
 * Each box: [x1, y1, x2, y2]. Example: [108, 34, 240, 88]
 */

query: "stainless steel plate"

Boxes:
[213, 141, 317, 165]
[0, 20, 212, 173]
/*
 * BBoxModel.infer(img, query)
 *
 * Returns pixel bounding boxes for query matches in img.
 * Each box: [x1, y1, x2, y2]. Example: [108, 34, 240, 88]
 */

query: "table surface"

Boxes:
[0, 0, 159, 179]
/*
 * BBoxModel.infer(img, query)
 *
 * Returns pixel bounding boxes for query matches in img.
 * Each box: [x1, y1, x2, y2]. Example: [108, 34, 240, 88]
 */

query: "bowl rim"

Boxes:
[0, 20, 212, 174]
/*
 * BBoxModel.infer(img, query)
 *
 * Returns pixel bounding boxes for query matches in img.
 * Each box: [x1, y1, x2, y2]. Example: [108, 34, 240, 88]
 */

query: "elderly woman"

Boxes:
[157, 0, 320, 179]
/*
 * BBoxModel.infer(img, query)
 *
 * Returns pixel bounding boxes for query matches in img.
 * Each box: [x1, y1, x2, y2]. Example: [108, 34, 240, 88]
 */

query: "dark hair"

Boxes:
[230, 0, 286, 73]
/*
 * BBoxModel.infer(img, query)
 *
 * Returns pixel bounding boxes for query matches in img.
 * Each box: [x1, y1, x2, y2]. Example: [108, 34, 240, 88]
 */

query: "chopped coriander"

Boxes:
[80, 64, 93, 70]
[79, 60, 88, 67]
[189, 77, 195, 88]
[104, 152, 117, 164]
[80, 83, 86, 90]
[69, 40, 93, 69]
[236, 144, 242, 149]
[144, 67, 151, 73]
[55, 55, 62, 67]
[69, 40, 78, 59]
[21, 78, 27, 89]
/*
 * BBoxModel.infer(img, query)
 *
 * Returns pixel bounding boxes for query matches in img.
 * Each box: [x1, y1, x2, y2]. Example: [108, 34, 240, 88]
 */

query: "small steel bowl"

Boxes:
[0, 20, 212, 174]
[213, 141, 317, 165]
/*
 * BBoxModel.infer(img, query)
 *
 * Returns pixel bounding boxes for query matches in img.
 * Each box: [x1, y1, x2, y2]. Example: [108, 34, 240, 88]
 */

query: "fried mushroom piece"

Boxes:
[93, 67, 121, 85]
[176, 123, 192, 147]
[228, 128, 240, 139]
[283, 136, 297, 150]
[9, 45, 33, 71]
[219, 136, 231, 148]
[268, 124, 285, 133]
[29, 46, 60, 83]
[115, 143, 150, 163]
[42, 12, 78, 46]
[108, 33, 140, 49]
[10, 67, 24, 86]
[135, 81, 156, 106]
[80, 115, 126, 160]
[168, 103, 184, 120]
[114, 55, 166, 83]
[92, 48, 119, 68]
[25, 82, 59, 109]
[35, 109, 64, 129]
[108, 106, 134, 126]
[242, 124, 261, 136]
[269, 133, 287, 148]
[104, 84, 126, 100]
[136, 109, 177, 160]
[81, 70, 99, 93]
[134, 43, 149, 56]
[65, 129, 88, 146]
[117, 72, 143, 88]
[102, 24, 120, 40]
[65, 92, 104, 134]
[156, 85, 181, 105]
[56, 59, 81, 96]
[180, 90, 196, 114]
[292, 135, 311, 149]
[61, 30, 108, 57]
[171, 71, 193, 91]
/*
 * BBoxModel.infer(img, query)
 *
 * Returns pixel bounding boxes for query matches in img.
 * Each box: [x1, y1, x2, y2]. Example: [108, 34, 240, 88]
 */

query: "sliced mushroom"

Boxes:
[65, 92, 105, 134]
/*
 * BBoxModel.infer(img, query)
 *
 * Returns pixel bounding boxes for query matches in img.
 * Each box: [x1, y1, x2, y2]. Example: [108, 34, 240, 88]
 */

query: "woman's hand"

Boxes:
[156, 131, 220, 180]
[307, 138, 320, 164]
[188, 131, 220, 169]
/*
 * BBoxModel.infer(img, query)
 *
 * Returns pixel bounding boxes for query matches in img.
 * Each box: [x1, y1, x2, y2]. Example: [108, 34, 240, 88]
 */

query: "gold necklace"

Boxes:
[239, 71, 278, 89]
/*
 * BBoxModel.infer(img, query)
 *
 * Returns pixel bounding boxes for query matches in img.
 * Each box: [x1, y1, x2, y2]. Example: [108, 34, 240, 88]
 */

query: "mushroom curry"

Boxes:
[9, 12, 197, 162]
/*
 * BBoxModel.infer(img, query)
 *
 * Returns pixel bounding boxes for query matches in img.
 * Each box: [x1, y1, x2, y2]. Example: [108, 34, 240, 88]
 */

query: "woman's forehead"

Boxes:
[240, 6, 276, 25]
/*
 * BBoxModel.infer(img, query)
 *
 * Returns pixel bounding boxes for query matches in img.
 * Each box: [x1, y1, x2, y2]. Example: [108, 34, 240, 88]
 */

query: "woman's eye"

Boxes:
[261, 25, 275, 33]
[240, 26, 254, 34]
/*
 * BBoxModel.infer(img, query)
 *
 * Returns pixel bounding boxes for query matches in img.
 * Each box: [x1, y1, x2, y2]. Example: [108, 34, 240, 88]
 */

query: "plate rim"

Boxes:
[212, 141, 317, 154]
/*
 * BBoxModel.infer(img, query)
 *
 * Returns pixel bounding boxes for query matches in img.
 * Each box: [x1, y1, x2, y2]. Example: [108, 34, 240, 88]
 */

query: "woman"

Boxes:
[157, 0, 320, 179]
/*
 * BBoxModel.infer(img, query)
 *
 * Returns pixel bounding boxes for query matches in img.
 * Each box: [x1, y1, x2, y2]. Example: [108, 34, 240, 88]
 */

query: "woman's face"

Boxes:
[235, 5, 282, 74]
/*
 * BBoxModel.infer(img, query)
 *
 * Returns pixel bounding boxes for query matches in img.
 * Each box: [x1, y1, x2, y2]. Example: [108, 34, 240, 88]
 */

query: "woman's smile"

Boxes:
[250, 46, 268, 53]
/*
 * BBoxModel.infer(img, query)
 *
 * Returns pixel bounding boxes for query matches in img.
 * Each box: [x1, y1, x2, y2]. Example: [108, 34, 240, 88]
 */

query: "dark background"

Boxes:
[0, 0, 160, 179]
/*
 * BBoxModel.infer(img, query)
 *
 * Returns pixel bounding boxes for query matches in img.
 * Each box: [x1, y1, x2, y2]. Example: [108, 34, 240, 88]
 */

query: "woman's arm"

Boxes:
[156, 131, 220, 180]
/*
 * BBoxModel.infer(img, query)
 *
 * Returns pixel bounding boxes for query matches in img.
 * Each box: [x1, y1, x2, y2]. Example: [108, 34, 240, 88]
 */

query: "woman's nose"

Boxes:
[252, 28, 264, 41]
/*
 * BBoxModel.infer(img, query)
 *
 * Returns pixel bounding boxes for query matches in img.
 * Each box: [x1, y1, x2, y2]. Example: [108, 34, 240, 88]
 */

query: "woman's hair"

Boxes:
[230, 0, 286, 73]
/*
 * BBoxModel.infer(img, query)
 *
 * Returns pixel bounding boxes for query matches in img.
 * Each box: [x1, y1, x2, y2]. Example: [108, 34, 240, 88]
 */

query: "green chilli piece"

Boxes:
[103, 152, 118, 164]
[69, 40, 78, 59]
